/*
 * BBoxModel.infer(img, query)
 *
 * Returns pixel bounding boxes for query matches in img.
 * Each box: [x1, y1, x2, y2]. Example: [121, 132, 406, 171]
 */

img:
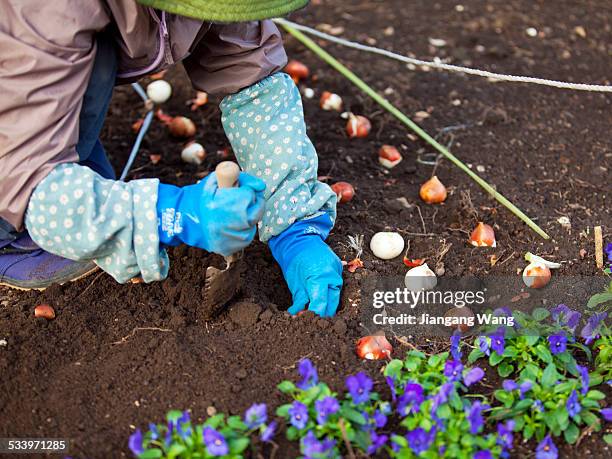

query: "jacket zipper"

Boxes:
[116, 8, 169, 79]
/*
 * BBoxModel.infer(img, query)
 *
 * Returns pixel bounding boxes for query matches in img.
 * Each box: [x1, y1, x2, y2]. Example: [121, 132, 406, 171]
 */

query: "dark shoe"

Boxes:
[0, 234, 98, 290]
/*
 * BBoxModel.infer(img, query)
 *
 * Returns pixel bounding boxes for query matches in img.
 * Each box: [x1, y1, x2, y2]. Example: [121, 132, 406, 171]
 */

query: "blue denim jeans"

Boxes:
[0, 32, 117, 242]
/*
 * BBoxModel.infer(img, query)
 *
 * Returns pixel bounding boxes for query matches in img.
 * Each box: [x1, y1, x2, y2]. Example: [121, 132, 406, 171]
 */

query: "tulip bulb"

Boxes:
[146, 80, 172, 104]
[356, 335, 393, 360]
[522, 262, 551, 289]
[285, 60, 310, 83]
[419, 176, 447, 204]
[331, 182, 355, 203]
[378, 145, 403, 169]
[346, 114, 371, 138]
[168, 116, 196, 138]
[34, 304, 55, 320]
[469, 222, 496, 247]
[320, 91, 343, 111]
[404, 263, 437, 291]
[181, 142, 206, 165]
[370, 232, 405, 260]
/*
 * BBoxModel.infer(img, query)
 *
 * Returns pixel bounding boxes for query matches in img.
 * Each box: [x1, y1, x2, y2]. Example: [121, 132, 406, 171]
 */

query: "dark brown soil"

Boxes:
[1, 0, 610, 458]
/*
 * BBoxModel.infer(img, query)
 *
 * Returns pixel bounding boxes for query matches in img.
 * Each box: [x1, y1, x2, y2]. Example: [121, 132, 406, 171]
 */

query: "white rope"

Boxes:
[274, 18, 612, 93]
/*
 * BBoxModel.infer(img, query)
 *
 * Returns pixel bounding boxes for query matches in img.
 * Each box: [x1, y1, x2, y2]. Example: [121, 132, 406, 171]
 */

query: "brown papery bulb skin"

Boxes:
[523, 263, 552, 289]
[346, 115, 371, 138]
[356, 335, 393, 360]
[470, 222, 497, 247]
[331, 182, 355, 203]
[419, 176, 447, 204]
[285, 60, 310, 83]
[168, 116, 196, 138]
[34, 304, 55, 320]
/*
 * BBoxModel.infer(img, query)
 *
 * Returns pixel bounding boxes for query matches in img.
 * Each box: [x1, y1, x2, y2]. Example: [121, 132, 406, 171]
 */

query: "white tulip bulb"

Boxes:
[370, 232, 405, 260]
[146, 80, 172, 104]
[404, 263, 437, 291]
[181, 142, 206, 165]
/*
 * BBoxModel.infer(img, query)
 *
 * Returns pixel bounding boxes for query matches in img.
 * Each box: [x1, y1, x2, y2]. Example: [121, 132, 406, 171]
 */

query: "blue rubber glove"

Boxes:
[269, 213, 343, 317]
[157, 171, 266, 256]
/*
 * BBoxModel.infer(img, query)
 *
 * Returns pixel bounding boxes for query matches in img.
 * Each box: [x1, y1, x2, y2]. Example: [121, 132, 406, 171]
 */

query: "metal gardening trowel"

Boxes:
[201, 161, 245, 320]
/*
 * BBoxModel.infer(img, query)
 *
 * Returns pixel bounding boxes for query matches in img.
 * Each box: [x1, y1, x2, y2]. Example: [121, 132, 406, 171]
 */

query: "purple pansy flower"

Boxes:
[244, 403, 267, 429]
[496, 420, 515, 449]
[373, 410, 387, 429]
[148, 423, 159, 441]
[164, 420, 174, 447]
[261, 421, 277, 442]
[345, 372, 373, 405]
[478, 336, 491, 356]
[551, 304, 581, 332]
[566, 390, 581, 417]
[288, 401, 309, 429]
[297, 359, 319, 390]
[406, 428, 434, 454]
[430, 382, 454, 413]
[536, 435, 558, 459]
[519, 381, 533, 398]
[385, 376, 397, 402]
[301, 431, 335, 459]
[444, 360, 463, 381]
[450, 332, 462, 361]
[502, 379, 519, 391]
[533, 400, 544, 412]
[367, 431, 388, 455]
[463, 367, 485, 387]
[490, 331, 505, 355]
[128, 429, 144, 455]
[467, 401, 485, 434]
[203, 427, 229, 456]
[601, 408, 612, 422]
[548, 333, 567, 355]
[177, 411, 192, 440]
[397, 382, 424, 416]
[580, 312, 607, 345]
[475, 451, 493, 459]
[315, 397, 340, 425]
[577, 364, 589, 395]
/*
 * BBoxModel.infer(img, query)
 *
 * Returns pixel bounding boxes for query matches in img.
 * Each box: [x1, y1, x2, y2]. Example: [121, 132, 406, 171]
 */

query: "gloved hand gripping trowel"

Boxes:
[201, 161, 245, 319]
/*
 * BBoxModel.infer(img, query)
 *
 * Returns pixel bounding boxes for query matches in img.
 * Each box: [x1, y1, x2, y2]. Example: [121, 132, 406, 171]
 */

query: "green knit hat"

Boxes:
[137, 0, 309, 23]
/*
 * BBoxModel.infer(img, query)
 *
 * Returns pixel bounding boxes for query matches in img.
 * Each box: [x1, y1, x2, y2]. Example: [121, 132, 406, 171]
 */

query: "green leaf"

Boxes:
[384, 359, 404, 377]
[391, 434, 408, 448]
[341, 407, 366, 425]
[277, 381, 296, 393]
[138, 450, 163, 459]
[436, 404, 452, 419]
[515, 398, 534, 411]
[532, 308, 550, 321]
[581, 411, 600, 427]
[275, 404, 291, 418]
[589, 372, 603, 386]
[535, 344, 553, 363]
[604, 434, 612, 445]
[227, 416, 246, 431]
[206, 414, 224, 429]
[541, 364, 559, 388]
[587, 292, 612, 308]
[525, 335, 540, 346]
[586, 390, 606, 400]
[554, 408, 569, 429]
[286, 426, 299, 441]
[498, 362, 514, 377]
[563, 422, 579, 444]
[167, 444, 186, 459]
[468, 348, 485, 364]
[228, 437, 250, 454]
[490, 352, 505, 366]
[166, 410, 183, 423]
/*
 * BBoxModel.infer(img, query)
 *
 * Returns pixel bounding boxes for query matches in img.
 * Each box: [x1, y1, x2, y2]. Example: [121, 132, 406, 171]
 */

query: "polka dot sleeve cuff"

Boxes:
[25, 163, 169, 283]
[220, 72, 337, 242]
